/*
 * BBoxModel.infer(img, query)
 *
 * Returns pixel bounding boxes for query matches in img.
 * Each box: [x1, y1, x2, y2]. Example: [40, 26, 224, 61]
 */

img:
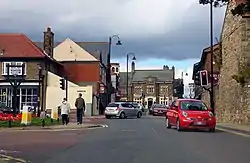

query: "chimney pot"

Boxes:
[43, 27, 54, 58]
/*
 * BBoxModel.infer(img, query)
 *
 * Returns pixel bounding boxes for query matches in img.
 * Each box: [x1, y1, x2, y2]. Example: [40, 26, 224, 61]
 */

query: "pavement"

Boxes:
[0, 115, 250, 163]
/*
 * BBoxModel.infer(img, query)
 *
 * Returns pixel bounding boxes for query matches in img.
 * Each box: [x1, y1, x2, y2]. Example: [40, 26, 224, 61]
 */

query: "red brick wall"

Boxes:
[63, 62, 100, 83]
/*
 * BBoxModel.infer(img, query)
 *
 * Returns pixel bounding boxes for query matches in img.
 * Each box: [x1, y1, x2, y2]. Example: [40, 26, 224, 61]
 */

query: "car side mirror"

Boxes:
[172, 106, 178, 110]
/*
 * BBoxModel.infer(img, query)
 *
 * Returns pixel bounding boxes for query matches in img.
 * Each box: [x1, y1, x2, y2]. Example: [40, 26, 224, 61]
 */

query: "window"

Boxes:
[134, 98, 142, 104]
[121, 103, 132, 108]
[180, 101, 208, 111]
[134, 86, 142, 94]
[160, 86, 168, 94]
[147, 86, 154, 94]
[20, 88, 38, 107]
[0, 88, 7, 106]
[107, 103, 119, 107]
[2, 62, 26, 75]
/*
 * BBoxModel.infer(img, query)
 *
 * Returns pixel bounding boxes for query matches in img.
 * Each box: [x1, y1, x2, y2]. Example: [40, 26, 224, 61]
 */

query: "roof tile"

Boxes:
[0, 34, 45, 58]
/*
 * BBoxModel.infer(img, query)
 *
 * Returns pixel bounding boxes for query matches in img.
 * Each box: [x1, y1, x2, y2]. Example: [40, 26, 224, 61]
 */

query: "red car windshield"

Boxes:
[154, 104, 166, 108]
[180, 101, 208, 111]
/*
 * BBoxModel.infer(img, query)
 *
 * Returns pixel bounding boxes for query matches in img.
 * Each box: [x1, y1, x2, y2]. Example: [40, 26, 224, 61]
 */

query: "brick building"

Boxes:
[193, 44, 221, 107]
[34, 28, 109, 115]
[0, 33, 64, 112]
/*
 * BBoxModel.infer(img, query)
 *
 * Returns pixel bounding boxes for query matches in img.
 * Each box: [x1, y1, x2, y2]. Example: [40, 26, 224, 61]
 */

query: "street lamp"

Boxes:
[209, 0, 215, 114]
[107, 35, 122, 105]
[199, 0, 215, 114]
[126, 53, 136, 101]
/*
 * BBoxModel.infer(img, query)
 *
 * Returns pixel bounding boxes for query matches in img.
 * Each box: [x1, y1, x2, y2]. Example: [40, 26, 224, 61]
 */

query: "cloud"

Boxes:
[0, 0, 225, 60]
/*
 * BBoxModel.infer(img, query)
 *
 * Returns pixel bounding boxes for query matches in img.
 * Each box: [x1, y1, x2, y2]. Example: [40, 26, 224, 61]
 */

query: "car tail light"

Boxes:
[116, 107, 120, 111]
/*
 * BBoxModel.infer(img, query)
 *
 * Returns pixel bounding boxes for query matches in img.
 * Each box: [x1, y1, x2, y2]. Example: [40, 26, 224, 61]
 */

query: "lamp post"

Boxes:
[209, 0, 215, 114]
[37, 65, 45, 117]
[107, 35, 122, 105]
[126, 53, 136, 101]
[199, 0, 215, 113]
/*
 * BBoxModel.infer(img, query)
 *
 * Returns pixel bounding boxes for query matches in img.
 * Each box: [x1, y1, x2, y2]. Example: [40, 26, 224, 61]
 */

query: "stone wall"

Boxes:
[217, 1, 250, 124]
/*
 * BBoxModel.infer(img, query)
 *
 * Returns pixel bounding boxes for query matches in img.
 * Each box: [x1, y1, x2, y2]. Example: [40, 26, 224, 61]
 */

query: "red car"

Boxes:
[165, 99, 216, 132]
[152, 104, 168, 116]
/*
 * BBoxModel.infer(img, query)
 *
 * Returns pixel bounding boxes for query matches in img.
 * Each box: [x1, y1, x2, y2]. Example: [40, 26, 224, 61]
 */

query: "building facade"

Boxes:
[110, 63, 120, 102]
[120, 65, 175, 109]
[0, 31, 64, 112]
[34, 30, 109, 115]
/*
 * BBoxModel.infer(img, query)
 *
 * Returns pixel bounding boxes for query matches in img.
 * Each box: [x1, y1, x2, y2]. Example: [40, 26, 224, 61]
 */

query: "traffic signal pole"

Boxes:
[65, 77, 68, 100]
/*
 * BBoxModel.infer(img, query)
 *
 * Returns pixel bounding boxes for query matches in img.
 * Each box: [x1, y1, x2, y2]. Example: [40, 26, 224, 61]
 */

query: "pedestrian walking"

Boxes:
[75, 93, 85, 125]
[60, 98, 70, 125]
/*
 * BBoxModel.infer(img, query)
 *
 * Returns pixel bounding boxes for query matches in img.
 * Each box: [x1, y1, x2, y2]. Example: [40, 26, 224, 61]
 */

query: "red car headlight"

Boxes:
[209, 111, 214, 117]
[182, 111, 188, 117]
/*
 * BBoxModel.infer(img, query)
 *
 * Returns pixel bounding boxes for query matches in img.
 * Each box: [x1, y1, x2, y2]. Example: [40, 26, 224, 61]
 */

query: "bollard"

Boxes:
[40, 111, 46, 127]
[8, 119, 11, 128]
[42, 119, 45, 127]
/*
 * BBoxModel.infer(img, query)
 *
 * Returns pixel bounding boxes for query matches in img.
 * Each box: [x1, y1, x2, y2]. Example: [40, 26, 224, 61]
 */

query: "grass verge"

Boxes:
[0, 117, 61, 128]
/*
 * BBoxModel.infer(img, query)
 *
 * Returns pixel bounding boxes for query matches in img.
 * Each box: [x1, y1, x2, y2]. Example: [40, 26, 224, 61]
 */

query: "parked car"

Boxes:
[131, 102, 145, 112]
[105, 102, 142, 119]
[152, 104, 168, 116]
[165, 99, 216, 132]
[149, 104, 156, 115]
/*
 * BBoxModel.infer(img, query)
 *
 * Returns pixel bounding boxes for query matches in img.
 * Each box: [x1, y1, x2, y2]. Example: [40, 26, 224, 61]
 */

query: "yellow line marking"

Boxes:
[0, 154, 27, 162]
[216, 127, 250, 138]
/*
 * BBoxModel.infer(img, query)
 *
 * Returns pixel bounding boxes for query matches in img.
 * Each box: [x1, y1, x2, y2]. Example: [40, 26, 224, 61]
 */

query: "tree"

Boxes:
[199, 0, 229, 7]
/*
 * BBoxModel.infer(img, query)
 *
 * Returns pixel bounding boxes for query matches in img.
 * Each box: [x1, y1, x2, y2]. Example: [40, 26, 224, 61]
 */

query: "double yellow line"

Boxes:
[0, 154, 29, 163]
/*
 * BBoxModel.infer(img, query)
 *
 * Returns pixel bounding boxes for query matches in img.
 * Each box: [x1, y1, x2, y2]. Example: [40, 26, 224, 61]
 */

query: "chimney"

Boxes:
[43, 27, 54, 58]
[172, 66, 175, 79]
[163, 65, 169, 70]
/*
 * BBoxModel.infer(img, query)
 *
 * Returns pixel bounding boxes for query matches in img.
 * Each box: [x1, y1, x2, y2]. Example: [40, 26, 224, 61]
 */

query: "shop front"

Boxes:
[0, 83, 39, 112]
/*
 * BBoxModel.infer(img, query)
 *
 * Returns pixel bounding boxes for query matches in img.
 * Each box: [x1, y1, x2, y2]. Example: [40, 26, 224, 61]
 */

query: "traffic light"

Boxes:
[200, 70, 208, 86]
[60, 78, 65, 90]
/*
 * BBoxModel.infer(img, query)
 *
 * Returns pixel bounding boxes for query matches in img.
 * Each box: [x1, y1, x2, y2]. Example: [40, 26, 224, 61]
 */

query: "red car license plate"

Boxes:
[194, 121, 206, 125]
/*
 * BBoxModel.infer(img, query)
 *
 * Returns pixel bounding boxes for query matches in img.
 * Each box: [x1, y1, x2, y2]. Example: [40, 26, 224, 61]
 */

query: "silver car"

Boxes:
[105, 102, 142, 119]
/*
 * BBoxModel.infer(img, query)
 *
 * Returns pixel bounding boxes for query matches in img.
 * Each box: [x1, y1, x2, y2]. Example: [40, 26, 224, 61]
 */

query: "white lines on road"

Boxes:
[216, 127, 250, 138]
[0, 154, 28, 163]
[151, 127, 161, 139]
[0, 149, 20, 154]
[121, 129, 136, 132]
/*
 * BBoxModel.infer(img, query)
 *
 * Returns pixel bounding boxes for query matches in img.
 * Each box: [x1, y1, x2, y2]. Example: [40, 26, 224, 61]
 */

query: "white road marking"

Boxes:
[216, 127, 250, 138]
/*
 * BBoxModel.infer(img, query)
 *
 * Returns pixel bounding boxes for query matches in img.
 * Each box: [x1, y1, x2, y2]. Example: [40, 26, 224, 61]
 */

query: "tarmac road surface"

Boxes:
[0, 116, 250, 163]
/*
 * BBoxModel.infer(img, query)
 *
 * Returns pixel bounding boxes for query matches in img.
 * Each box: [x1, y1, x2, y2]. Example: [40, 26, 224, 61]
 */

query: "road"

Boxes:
[1, 116, 250, 163]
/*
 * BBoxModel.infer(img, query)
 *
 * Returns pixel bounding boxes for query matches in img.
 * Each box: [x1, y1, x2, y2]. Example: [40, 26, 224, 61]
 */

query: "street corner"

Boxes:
[50, 123, 108, 131]
[0, 154, 29, 163]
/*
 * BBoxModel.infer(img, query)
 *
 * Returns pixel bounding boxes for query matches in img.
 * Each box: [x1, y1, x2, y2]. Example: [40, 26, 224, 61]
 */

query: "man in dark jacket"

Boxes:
[75, 93, 85, 124]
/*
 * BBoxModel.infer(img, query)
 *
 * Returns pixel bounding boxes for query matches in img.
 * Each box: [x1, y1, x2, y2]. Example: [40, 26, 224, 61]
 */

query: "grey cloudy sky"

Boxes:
[0, 0, 226, 61]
